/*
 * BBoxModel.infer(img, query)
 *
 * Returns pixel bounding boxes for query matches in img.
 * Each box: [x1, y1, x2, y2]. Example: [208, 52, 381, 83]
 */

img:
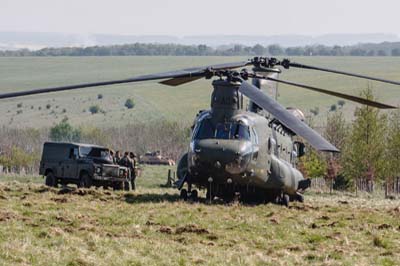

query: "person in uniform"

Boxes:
[115, 151, 122, 165]
[129, 152, 137, 190]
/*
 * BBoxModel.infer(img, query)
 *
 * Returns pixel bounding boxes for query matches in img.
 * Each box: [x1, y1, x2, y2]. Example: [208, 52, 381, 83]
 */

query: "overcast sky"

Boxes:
[1, 0, 399, 36]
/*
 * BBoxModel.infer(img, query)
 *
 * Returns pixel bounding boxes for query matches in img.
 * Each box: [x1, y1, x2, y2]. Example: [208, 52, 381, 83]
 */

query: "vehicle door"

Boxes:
[62, 147, 79, 179]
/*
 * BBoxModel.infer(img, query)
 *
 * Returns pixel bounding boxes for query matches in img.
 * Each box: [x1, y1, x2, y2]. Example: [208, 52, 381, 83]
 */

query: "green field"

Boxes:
[1, 56, 400, 128]
[1, 166, 400, 266]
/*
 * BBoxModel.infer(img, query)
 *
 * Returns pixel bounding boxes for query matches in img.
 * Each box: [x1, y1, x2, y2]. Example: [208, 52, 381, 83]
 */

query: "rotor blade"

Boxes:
[264, 76, 396, 109]
[287, 61, 400, 86]
[0, 70, 203, 100]
[238, 80, 339, 152]
[159, 60, 251, 86]
[0, 60, 250, 100]
[160, 76, 203, 86]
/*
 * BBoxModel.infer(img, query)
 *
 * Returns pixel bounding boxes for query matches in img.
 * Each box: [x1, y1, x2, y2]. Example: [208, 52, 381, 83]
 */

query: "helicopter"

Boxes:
[1, 56, 399, 206]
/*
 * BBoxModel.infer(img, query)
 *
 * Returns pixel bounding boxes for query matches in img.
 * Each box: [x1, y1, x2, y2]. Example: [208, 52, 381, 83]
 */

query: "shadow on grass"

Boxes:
[123, 192, 181, 204]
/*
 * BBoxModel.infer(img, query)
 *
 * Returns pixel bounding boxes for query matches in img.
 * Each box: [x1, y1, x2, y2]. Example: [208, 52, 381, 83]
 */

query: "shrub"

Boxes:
[125, 98, 135, 109]
[49, 118, 81, 142]
[46, 104, 51, 109]
[89, 105, 101, 114]
[17, 103, 23, 108]
[97, 94, 103, 99]
[338, 100, 345, 107]
[330, 104, 337, 112]
[17, 110, 23, 115]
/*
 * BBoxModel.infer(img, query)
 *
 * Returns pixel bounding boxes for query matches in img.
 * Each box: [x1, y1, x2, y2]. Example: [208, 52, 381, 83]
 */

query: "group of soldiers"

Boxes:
[109, 150, 138, 190]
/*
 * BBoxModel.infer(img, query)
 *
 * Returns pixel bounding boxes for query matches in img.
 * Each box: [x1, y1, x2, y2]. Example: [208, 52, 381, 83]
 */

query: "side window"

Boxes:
[69, 148, 79, 159]
[251, 127, 259, 145]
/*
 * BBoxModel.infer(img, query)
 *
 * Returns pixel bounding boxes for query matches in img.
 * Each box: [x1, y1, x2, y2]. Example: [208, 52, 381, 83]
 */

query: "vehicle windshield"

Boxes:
[195, 120, 250, 140]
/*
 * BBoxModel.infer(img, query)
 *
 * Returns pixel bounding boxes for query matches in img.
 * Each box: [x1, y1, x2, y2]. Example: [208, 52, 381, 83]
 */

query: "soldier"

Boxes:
[129, 152, 137, 190]
[120, 152, 134, 189]
[115, 151, 122, 165]
[109, 150, 116, 164]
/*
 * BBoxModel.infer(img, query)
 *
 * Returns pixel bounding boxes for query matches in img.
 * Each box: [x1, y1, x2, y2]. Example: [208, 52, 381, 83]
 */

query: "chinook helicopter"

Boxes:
[1, 57, 399, 206]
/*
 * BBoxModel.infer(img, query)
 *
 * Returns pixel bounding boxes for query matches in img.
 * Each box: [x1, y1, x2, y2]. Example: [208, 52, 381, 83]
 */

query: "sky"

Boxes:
[1, 0, 400, 36]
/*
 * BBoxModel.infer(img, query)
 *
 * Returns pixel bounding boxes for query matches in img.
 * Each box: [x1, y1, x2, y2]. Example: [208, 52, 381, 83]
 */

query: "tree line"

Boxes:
[3, 42, 400, 56]
[300, 88, 400, 194]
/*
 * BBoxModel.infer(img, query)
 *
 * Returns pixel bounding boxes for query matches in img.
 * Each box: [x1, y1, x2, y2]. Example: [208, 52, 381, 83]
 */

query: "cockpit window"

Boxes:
[231, 123, 251, 140]
[195, 119, 215, 140]
[216, 123, 230, 139]
[194, 120, 250, 140]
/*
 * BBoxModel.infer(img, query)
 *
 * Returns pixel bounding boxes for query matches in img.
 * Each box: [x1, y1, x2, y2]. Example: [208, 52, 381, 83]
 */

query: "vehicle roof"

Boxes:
[44, 141, 108, 149]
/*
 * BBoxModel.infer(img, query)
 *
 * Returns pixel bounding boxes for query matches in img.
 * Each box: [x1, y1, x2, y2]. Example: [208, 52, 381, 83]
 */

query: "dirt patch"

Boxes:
[158, 226, 173, 234]
[175, 224, 210, 235]
[0, 211, 19, 222]
[377, 224, 392, 230]
[146, 220, 161, 226]
[51, 197, 68, 203]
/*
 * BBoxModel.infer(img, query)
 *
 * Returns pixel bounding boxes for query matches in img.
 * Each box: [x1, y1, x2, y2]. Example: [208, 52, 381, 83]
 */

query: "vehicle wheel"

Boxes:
[124, 181, 131, 191]
[131, 181, 136, 191]
[180, 189, 188, 201]
[282, 194, 290, 207]
[113, 182, 123, 191]
[79, 173, 92, 188]
[45, 172, 57, 187]
[190, 190, 198, 201]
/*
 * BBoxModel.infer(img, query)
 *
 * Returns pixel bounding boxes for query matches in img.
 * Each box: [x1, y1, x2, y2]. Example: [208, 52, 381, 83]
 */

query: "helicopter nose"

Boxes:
[192, 139, 252, 169]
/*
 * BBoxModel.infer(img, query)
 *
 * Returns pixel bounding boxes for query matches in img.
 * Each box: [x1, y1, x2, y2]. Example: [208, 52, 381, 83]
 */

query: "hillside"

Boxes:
[0, 56, 400, 128]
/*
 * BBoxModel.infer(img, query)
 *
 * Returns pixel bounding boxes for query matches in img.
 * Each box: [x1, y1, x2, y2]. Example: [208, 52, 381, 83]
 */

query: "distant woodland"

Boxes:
[3, 42, 400, 56]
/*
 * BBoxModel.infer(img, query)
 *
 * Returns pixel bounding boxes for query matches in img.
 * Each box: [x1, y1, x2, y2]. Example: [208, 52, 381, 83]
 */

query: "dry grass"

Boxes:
[0, 172, 399, 266]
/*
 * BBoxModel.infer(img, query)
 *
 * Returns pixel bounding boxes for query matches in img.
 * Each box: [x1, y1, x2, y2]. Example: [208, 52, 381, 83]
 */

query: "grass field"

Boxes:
[1, 56, 400, 128]
[0, 166, 400, 266]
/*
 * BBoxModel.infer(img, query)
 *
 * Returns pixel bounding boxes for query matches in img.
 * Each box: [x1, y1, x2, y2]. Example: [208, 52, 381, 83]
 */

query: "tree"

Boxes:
[299, 149, 327, 179]
[49, 118, 81, 142]
[341, 87, 387, 192]
[324, 111, 348, 153]
[268, 44, 283, 56]
[383, 109, 400, 194]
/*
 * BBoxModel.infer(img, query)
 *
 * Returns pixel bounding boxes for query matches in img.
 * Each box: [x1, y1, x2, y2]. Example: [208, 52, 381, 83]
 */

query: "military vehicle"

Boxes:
[139, 151, 176, 166]
[2, 57, 399, 205]
[39, 142, 131, 190]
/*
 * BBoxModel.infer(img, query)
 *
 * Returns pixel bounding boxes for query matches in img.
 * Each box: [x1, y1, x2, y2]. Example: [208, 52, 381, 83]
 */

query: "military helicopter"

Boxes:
[1, 57, 399, 206]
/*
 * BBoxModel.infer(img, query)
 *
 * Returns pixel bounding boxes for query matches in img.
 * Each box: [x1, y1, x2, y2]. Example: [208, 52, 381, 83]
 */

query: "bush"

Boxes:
[17, 103, 23, 108]
[337, 100, 345, 107]
[125, 98, 135, 109]
[49, 118, 81, 142]
[89, 105, 101, 114]
[46, 104, 51, 109]
[16, 110, 23, 115]
[97, 94, 103, 99]
[330, 104, 337, 112]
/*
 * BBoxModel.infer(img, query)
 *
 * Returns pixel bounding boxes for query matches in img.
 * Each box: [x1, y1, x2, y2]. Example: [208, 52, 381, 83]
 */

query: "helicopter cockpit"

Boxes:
[194, 120, 251, 141]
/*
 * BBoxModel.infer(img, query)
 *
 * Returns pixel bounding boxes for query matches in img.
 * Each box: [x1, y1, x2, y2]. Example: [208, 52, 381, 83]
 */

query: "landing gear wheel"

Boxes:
[180, 189, 188, 201]
[45, 172, 57, 187]
[190, 190, 198, 201]
[296, 193, 304, 203]
[78, 173, 92, 188]
[282, 194, 290, 207]
[206, 189, 214, 202]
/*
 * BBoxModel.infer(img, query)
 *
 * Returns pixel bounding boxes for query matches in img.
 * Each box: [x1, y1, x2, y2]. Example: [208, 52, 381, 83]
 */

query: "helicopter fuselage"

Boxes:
[178, 79, 308, 202]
